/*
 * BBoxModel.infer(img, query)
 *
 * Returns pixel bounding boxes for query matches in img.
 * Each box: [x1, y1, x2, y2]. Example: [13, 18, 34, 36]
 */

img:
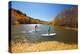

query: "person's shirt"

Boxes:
[48, 26, 51, 31]
[35, 25, 38, 28]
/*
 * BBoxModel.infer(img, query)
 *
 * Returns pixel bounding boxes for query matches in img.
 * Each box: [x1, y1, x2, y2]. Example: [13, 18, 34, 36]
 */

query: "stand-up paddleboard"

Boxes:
[41, 33, 56, 36]
[21, 31, 27, 33]
[29, 29, 40, 33]
[29, 30, 35, 32]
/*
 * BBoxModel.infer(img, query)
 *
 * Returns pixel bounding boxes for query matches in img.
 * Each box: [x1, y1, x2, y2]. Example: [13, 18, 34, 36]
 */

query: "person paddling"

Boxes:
[35, 25, 38, 32]
[48, 26, 51, 35]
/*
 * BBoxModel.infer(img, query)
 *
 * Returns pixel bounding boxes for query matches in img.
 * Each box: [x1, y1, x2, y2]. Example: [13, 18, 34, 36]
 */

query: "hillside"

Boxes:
[9, 8, 48, 25]
[50, 6, 78, 28]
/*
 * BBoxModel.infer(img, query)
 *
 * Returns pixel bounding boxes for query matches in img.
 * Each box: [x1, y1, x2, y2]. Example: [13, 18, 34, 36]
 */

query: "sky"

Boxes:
[9, 1, 74, 21]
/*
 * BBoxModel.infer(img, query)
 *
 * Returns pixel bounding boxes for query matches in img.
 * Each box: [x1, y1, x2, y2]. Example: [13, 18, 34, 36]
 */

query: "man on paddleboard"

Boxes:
[35, 25, 38, 32]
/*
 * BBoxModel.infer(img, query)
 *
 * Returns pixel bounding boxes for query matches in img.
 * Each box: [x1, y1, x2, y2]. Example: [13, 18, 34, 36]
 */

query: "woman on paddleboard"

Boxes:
[48, 26, 51, 35]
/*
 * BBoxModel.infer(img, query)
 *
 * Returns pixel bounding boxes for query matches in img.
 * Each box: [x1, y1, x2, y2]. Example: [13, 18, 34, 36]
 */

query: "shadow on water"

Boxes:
[24, 34, 77, 44]
[25, 35, 56, 43]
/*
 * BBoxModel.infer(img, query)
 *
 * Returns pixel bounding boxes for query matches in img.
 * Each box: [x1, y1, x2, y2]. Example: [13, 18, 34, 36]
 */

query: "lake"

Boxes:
[11, 24, 78, 44]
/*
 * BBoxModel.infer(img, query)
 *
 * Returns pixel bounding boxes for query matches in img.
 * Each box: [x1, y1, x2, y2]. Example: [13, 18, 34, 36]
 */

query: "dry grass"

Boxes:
[10, 40, 77, 53]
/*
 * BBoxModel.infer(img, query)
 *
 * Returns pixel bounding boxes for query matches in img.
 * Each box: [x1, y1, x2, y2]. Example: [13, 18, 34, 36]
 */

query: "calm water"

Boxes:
[11, 24, 78, 44]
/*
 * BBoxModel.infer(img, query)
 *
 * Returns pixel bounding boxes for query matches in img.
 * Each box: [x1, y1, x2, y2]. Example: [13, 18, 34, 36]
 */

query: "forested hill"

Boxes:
[9, 8, 49, 25]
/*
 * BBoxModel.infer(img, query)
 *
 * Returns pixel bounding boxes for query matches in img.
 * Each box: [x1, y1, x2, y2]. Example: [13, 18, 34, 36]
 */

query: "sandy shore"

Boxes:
[10, 40, 77, 53]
